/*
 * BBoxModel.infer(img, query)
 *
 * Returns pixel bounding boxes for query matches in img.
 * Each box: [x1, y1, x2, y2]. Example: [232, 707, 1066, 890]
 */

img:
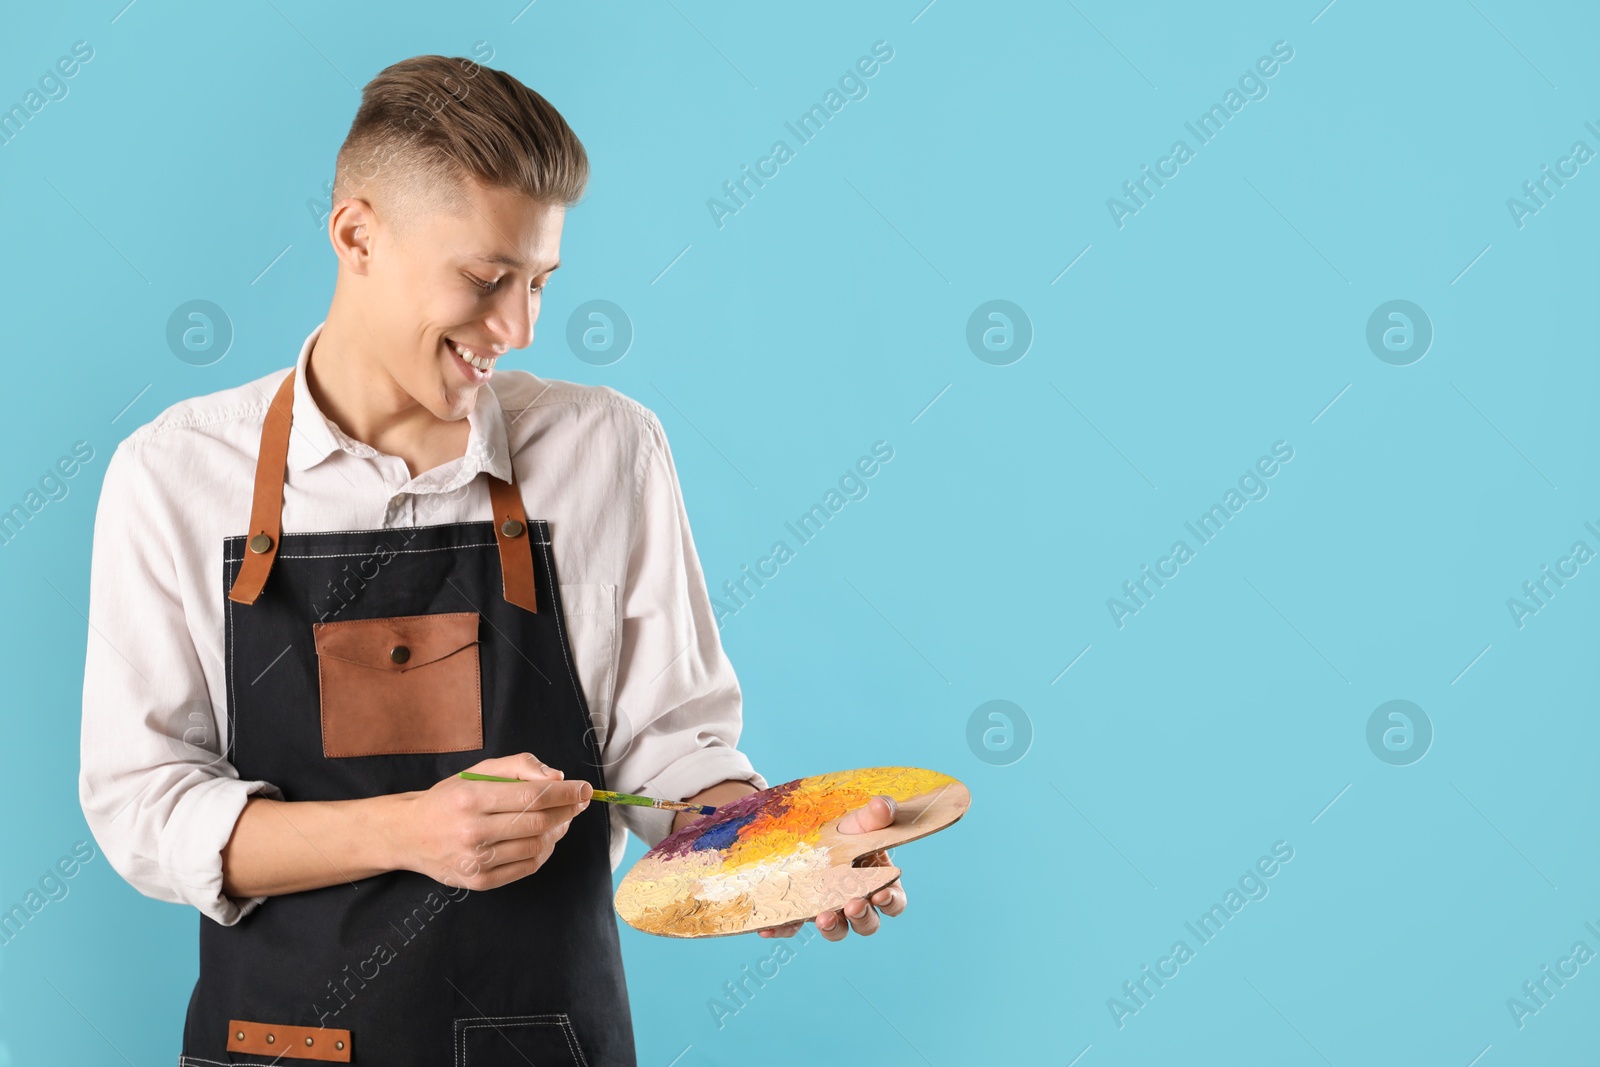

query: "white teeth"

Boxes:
[448, 338, 496, 372]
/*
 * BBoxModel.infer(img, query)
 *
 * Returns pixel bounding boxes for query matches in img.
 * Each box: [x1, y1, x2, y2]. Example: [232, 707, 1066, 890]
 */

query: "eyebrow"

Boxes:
[467, 252, 561, 273]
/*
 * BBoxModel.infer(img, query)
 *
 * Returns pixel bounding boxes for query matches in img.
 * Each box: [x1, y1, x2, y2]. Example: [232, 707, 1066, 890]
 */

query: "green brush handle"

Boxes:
[457, 772, 717, 815]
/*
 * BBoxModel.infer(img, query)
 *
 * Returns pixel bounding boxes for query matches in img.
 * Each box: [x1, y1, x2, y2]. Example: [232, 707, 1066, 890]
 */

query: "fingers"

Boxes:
[478, 778, 592, 816]
[480, 800, 587, 844]
[841, 894, 882, 936]
[443, 825, 564, 890]
[412, 754, 598, 891]
[850, 848, 906, 913]
[455, 754, 593, 817]
[815, 897, 884, 939]
[469, 751, 564, 778]
[758, 920, 804, 939]
[811, 874, 906, 940]
[454, 849, 551, 890]
[815, 909, 849, 941]
[869, 881, 906, 918]
[760, 873, 907, 942]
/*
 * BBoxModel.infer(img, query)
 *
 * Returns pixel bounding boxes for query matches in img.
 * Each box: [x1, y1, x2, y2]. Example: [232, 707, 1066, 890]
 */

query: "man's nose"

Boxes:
[485, 293, 537, 351]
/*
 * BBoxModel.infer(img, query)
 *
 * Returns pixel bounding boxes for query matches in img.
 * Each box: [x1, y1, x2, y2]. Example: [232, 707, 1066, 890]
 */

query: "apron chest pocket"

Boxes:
[312, 610, 483, 758]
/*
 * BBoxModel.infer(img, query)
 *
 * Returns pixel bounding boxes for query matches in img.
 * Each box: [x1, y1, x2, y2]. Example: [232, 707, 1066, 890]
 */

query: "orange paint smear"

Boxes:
[721, 766, 952, 868]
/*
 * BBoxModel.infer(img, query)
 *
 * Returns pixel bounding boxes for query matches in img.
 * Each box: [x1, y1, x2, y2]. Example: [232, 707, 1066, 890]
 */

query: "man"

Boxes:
[78, 55, 904, 1066]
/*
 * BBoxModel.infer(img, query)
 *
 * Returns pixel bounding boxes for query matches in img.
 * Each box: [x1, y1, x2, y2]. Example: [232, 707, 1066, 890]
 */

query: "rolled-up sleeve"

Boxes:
[604, 412, 767, 853]
[78, 437, 283, 926]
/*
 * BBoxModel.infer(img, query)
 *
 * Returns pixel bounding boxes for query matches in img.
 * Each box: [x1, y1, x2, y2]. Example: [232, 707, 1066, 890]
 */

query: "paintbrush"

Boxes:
[457, 771, 718, 815]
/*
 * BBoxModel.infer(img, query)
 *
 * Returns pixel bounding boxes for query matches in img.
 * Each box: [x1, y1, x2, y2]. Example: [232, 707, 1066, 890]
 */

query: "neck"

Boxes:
[307, 300, 470, 479]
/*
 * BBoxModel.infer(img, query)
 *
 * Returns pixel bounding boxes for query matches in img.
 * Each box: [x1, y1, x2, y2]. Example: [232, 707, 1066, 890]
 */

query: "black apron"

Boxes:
[179, 368, 636, 1066]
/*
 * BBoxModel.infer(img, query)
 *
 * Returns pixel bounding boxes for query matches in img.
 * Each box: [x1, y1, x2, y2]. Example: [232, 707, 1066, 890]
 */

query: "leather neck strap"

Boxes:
[226, 368, 538, 613]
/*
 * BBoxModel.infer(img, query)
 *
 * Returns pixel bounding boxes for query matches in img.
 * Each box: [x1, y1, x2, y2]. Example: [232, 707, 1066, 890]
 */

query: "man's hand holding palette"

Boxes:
[613, 766, 970, 939]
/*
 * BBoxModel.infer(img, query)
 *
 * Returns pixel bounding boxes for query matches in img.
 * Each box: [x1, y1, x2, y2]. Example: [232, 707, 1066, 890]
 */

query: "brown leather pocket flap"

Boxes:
[314, 610, 484, 759]
[313, 610, 479, 672]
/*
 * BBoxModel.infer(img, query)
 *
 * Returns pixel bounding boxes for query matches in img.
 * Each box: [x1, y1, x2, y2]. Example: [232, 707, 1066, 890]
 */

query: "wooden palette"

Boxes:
[614, 766, 971, 938]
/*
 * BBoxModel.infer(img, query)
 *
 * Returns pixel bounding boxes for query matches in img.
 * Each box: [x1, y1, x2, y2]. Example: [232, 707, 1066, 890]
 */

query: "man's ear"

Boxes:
[329, 197, 377, 275]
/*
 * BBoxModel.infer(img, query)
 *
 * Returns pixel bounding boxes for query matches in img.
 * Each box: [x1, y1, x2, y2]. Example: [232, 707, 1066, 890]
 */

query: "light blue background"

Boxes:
[2, 1, 1597, 1064]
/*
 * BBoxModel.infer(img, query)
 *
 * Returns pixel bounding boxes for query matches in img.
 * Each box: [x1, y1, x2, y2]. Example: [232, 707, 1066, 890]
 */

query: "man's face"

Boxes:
[364, 177, 565, 422]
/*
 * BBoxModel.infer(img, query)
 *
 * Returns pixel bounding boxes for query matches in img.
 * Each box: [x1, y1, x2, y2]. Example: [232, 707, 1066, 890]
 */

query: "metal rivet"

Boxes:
[390, 645, 410, 664]
[265, 1034, 275, 1044]
[236, 1031, 245, 1042]
[305, 1036, 315, 1046]
[336, 1040, 345, 1050]
[501, 518, 524, 538]
[248, 533, 273, 554]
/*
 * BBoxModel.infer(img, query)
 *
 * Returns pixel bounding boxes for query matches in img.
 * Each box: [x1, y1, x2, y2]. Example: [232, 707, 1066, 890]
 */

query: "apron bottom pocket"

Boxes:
[455, 1012, 588, 1066]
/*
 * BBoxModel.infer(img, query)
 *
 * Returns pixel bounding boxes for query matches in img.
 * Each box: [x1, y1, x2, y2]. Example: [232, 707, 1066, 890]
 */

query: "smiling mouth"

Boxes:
[445, 337, 498, 375]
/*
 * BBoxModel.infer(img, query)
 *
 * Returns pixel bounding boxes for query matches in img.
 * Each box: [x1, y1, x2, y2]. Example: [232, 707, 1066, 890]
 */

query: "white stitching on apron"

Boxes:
[454, 1013, 585, 1067]
[225, 560, 237, 766]
[538, 537, 596, 767]
[224, 542, 551, 564]
[225, 518, 554, 540]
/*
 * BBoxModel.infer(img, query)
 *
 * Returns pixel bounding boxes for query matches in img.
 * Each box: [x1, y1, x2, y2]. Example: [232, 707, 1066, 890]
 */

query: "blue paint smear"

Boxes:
[691, 811, 757, 851]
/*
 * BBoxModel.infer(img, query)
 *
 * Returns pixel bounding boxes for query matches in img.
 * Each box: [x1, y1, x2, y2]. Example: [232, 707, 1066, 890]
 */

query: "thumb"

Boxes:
[837, 794, 896, 835]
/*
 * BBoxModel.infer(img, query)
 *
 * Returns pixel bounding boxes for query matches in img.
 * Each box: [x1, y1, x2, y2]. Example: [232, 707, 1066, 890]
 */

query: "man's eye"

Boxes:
[470, 275, 546, 295]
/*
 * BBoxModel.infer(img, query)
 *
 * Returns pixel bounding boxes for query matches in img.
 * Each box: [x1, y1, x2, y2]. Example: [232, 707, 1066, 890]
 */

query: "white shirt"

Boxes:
[78, 320, 767, 926]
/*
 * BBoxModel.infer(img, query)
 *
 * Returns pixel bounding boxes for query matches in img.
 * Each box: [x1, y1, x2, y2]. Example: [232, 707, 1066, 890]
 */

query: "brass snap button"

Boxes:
[265, 1033, 275, 1044]
[336, 1040, 346, 1050]
[235, 1031, 245, 1041]
[247, 533, 273, 554]
[501, 518, 525, 538]
[305, 1036, 315, 1047]
[390, 645, 410, 664]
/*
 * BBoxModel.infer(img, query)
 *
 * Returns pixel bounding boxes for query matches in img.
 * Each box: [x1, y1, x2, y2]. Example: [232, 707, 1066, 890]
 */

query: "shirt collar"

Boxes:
[285, 320, 513, 486]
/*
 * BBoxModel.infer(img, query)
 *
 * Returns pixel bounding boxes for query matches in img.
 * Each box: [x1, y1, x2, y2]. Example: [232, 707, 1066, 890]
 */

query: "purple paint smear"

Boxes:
[650, 778, 802, 860]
